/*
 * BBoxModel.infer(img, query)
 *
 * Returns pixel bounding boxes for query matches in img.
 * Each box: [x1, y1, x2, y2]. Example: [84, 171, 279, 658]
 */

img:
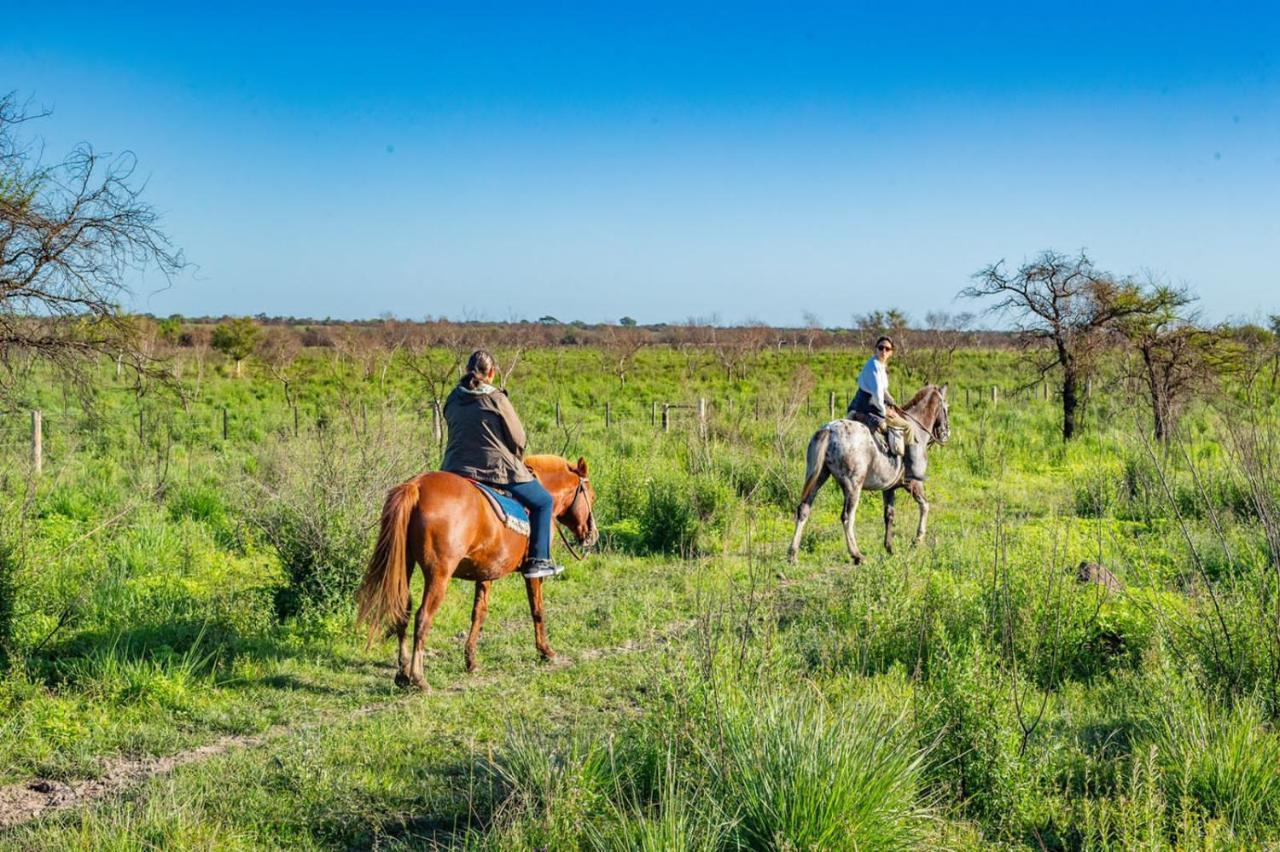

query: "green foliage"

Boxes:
[1, 343, 1279, 847]
[242, 425, 411, 622]
[211, 318, 260, 369]
[702, 689, 929, 850]
[0, 536, 15, 671]
[1155, 693, 1280, 841]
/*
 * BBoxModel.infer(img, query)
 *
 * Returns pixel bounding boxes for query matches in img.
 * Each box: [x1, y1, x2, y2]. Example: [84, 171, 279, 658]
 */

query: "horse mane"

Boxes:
[525, 454, 574, 474]
[901, 385, 939, 410]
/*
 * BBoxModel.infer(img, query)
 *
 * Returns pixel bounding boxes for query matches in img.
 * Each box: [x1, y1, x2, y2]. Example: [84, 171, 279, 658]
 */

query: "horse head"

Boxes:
[932, 384, 950, 445]
[527, 454, 599, 551]
[561, 456, 599, 549]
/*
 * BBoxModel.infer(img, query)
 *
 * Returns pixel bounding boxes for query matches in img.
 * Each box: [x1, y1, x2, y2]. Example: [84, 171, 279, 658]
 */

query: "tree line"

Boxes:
[4, 92, 1278, 446]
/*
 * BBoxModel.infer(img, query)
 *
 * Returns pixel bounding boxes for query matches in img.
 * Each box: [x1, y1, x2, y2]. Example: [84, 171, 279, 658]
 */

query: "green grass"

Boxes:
[1, 344, 1279, 848]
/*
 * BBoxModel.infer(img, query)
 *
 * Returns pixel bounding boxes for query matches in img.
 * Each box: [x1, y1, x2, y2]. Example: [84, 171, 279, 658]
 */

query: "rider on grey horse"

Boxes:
[847, 336, 922, 481]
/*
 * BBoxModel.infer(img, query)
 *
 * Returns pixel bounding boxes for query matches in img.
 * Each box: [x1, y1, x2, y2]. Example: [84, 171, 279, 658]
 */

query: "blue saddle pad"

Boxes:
[471, 481, 531, 536]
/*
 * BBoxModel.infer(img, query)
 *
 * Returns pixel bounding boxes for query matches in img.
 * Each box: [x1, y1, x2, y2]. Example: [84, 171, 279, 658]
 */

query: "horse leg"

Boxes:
[465, 581, 492, 674]
[787, 467, 830, 564]
[394, 596, 413, 688]
[908, 480, 929, 545]
[394, 545, 416, 688]
[883, 488, 897, 555]
[840, 478, 866, 565]
[524, 577, 555, 661]
[409, 566, 450, 690]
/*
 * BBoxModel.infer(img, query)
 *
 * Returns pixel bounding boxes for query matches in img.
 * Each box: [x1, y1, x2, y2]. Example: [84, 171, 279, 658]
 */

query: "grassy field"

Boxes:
[1, 343, 1279, 849]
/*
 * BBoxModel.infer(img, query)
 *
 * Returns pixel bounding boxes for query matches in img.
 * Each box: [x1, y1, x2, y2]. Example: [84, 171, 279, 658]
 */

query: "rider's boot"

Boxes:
[521, 558, 565, 579]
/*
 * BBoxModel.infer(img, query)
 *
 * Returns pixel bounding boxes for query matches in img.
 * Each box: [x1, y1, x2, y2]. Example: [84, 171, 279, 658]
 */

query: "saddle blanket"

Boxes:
[470, 481, 531, 537]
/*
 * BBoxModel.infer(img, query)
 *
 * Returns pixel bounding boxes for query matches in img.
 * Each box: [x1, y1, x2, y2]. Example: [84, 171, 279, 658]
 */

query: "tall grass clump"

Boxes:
[0, 535, 16, 670]
[699, 688, 930, 851]
[1154, 694, 1280, 841]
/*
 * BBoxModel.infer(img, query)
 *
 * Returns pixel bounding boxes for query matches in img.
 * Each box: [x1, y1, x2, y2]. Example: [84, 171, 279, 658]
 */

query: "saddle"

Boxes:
[847, 411, 907, 457]
[469, 481, 531, 537]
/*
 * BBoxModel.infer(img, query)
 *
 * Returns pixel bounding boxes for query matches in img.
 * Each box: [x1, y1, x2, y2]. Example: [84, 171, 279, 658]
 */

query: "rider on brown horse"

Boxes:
[441, 350, 564, 579]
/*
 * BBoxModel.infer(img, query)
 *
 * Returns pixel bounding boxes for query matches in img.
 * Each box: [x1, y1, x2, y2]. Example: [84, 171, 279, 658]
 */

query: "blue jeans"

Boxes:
[502, 479, 554, 561]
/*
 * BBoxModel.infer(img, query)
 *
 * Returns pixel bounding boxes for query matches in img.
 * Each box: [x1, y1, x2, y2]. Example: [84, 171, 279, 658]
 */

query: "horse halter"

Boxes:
[901, 392, 949, 445]
[556, 475, 596, 561]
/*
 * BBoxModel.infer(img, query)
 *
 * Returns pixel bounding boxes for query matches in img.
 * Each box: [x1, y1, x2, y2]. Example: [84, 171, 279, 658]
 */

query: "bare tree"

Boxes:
[914, 311, 975, 384]
[962, 250, 1162, 440]
[1, 93, 184, 396]
[711, 321, 770, 382]
[256, 326, 302, 405]
[599, 323, 647, 387]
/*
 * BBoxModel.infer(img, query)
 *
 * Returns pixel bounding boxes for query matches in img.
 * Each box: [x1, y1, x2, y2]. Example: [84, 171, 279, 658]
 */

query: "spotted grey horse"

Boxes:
[787, 384, 950, 564]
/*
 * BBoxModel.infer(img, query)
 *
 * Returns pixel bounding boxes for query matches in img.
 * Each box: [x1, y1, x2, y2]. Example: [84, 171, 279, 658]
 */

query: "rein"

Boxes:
[556, 476, 593, 561]
[899, 399, 948, 445]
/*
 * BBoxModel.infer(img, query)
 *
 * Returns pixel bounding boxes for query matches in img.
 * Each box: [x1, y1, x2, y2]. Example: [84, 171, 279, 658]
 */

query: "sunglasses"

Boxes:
[877, 345, 893, 352]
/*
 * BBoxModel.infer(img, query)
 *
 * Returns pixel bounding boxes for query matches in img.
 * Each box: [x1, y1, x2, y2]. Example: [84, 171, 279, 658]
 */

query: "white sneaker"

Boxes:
[521, 559, 565, 579]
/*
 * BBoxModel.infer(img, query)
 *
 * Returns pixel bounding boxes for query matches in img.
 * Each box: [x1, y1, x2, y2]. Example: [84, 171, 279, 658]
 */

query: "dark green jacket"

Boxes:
[440, 383, 533, 484]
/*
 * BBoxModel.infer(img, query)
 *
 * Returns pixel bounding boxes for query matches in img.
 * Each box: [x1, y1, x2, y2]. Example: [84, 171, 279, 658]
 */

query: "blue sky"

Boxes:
[3, 2, 1277, 324]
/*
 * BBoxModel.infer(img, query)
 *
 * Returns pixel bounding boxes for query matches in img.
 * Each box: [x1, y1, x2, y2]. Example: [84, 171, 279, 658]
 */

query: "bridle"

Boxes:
[555, 475, 595, 561]
[899, 394, 949, 446]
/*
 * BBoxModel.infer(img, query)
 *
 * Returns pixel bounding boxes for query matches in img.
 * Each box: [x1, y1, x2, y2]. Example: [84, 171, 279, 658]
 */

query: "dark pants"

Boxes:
[503, 479, 554, 561]
[847, 389, 886, 431]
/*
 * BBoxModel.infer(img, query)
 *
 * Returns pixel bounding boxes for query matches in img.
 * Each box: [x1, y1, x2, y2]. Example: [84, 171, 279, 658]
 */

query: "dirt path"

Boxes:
[0, 620, 696, 830]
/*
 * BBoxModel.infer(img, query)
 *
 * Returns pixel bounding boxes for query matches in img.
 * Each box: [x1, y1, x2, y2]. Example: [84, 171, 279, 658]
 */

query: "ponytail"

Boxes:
[462, 349, 497, 390]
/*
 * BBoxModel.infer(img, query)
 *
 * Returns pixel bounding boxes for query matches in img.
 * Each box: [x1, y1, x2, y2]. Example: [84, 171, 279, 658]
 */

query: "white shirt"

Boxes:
[857, 356, 889, 410]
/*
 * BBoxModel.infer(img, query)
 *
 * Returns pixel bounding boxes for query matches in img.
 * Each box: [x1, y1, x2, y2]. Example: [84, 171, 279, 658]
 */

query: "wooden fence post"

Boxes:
[555, 401, 562, 427]
[293, 405, 299, 437]
[222, 407, 229, 440]
[829, 390, 836, 419]
[605, 401, 612, 428]
[651, 400, 657, 427]
[432, 400, 442, 444]
[661, 403, 670, 432]
[991, 386, 999, 406]
[697, 398, 707, 440]
[32, 410, 42, 476]
[138, 410, 145, 444]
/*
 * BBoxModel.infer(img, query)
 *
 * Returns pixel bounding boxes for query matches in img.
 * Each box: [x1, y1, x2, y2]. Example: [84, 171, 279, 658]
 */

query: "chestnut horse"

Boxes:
[357, 454, 598, 690]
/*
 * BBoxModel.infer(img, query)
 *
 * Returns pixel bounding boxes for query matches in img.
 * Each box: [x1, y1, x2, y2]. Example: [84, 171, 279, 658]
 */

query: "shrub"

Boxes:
[240, 420, 415, 621]
[637, 479, 698, 555]
[918, 641, 1028, 829]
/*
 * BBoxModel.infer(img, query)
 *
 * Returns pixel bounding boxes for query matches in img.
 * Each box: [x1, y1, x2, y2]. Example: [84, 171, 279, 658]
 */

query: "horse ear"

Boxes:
[576, 456, 589, 477]
[940, 383, 949, 398]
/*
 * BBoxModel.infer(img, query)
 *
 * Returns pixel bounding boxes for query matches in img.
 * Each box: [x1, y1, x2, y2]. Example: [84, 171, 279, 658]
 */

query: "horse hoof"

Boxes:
[851, 553, 865, 565]
[466, 659, 479, 674]
[394, 672, 411, 689]
[539, 650, 557, 663]
[884, 544, 894, 555]
[410, 677, 430, 692]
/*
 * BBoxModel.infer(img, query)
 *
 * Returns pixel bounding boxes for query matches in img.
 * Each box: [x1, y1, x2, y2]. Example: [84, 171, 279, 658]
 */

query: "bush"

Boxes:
[918, 641, 1028, 828]
[240, 421, 415, 621]
[637, 479, 699, 555]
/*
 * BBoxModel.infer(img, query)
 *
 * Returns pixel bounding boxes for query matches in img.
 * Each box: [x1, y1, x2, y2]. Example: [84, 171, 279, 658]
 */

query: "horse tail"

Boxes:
[798, 426, 832, 506]
[356, 477, 419, 645]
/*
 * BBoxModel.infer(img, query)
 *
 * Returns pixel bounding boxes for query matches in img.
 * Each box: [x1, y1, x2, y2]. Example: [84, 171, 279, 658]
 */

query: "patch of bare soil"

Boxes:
[0, 701, 393, 831]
